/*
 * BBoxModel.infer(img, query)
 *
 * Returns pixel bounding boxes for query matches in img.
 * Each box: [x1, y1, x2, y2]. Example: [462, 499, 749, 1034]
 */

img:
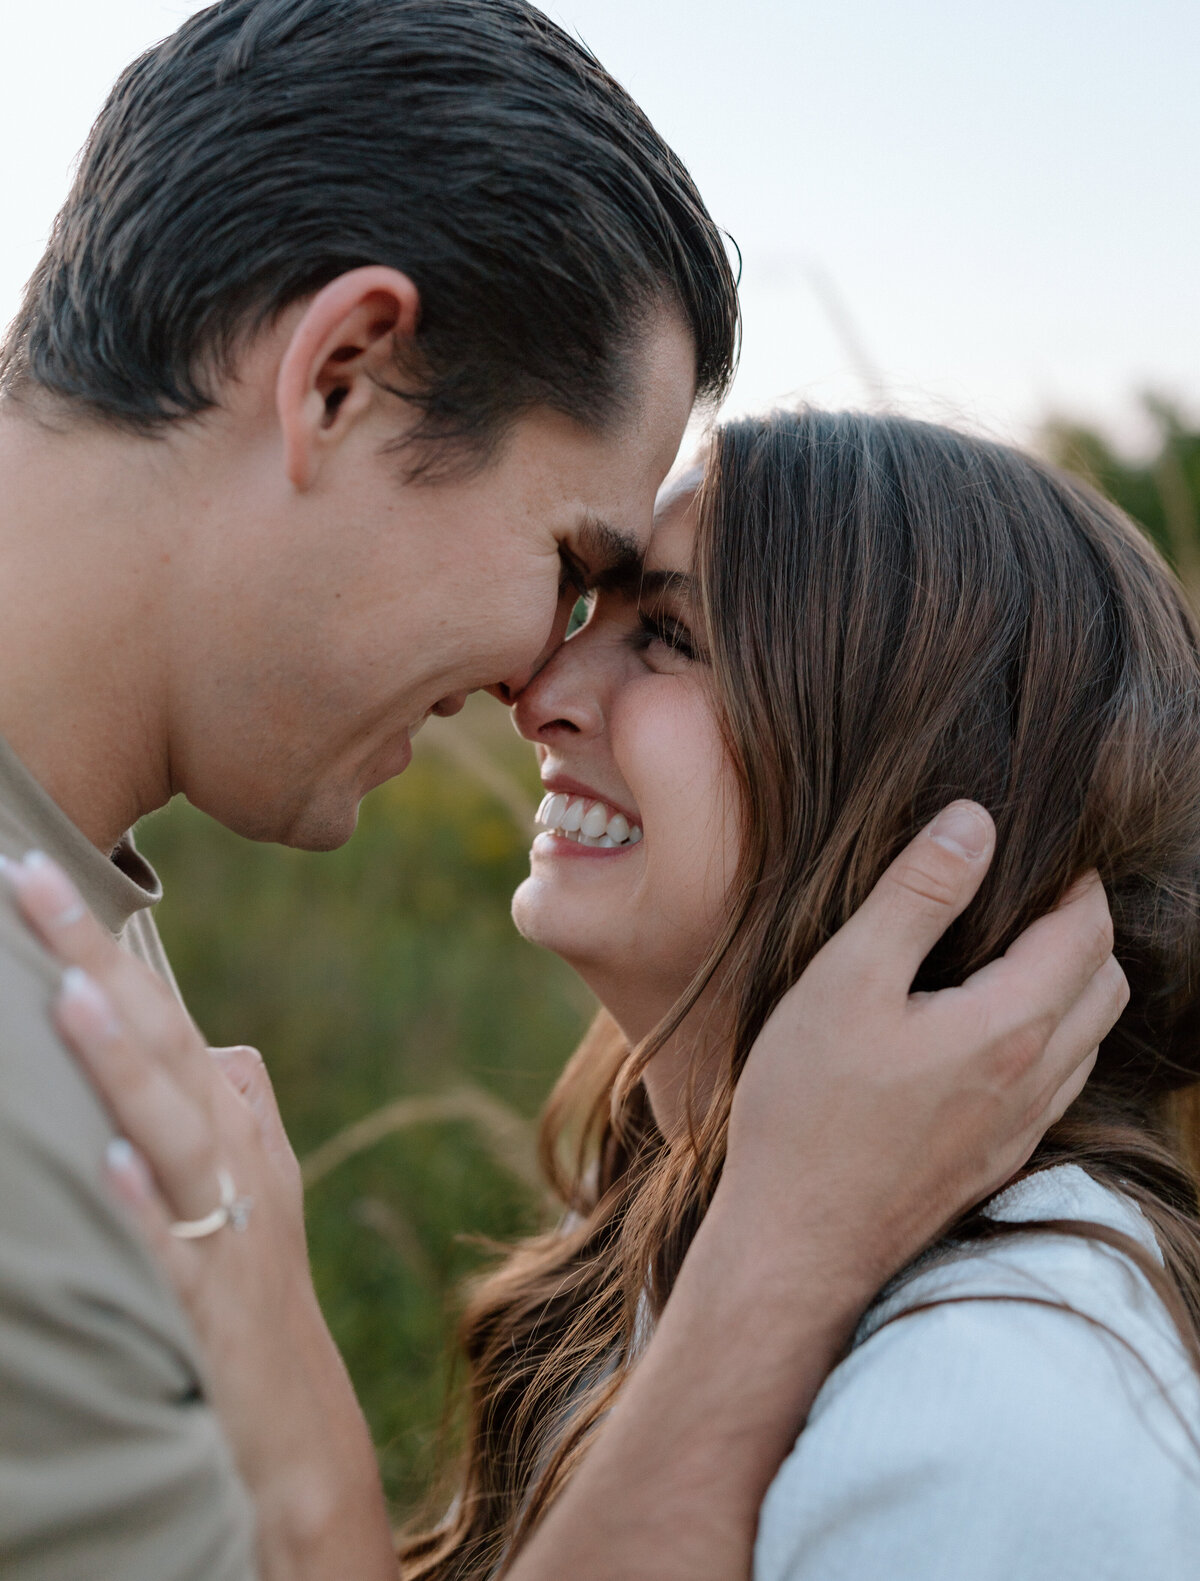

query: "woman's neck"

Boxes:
[627, 989, 734, 1143]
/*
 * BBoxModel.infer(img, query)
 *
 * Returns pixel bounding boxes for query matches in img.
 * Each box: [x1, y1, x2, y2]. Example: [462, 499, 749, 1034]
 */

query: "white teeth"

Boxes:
[543, 792, 568, 829]
[580, 803, 608, 838]
[534, 792, 644, 848]
[562, 797, 585, 833]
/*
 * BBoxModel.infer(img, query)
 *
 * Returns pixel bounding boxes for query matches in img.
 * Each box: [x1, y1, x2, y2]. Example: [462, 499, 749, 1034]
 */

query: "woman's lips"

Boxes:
[531, 829, 639, 861]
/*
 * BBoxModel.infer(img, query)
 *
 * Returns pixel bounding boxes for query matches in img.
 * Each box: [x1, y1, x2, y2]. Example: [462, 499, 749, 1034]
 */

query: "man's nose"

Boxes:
[486, 613, 571, 706]
[431, 692, 468, 718]
[486, 672, 530, 707]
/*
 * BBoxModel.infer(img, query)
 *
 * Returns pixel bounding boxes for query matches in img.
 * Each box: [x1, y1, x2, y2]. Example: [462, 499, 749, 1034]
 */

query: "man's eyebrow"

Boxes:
[576, 516, 644, 583]
[573, 517, 696, 600]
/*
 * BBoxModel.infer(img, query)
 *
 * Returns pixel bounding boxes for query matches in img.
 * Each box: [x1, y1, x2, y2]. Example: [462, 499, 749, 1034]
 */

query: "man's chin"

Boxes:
[190, 787, 360, 852]
[186, 735, 414, 851]
[271, 792, 366, 852]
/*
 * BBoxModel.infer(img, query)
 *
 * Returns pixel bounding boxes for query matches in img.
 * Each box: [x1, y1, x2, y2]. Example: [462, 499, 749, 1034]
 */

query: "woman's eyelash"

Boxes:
[628, 610, 698, 661]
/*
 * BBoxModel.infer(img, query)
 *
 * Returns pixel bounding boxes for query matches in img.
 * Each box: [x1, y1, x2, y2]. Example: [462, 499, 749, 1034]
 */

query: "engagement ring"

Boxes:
[169, 1168, 254, 1240]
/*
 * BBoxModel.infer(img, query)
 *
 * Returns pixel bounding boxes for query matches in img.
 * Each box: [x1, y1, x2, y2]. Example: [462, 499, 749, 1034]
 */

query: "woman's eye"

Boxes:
[629, 611, 699, 663]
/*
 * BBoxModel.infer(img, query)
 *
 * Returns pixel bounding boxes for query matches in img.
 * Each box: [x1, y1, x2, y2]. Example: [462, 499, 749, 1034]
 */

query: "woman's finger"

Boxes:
[4, 850, 128, 978]
[5, 851, 213, 1097]
[55, 969, 225, 1222]
[210, 1046, 301, 1186]
[104, 1136, 196, 1280]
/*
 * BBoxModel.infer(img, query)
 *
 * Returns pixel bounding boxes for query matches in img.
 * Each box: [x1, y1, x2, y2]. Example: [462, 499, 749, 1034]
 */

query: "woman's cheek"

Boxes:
[618, 677, 741, 944]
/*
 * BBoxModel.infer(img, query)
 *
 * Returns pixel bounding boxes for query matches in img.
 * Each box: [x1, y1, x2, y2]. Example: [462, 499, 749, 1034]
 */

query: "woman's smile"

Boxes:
[533, 784, 645, 851]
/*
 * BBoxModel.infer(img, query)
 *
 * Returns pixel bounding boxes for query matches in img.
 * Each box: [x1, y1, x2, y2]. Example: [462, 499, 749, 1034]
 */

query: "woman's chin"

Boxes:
[510, 877, 608, 966]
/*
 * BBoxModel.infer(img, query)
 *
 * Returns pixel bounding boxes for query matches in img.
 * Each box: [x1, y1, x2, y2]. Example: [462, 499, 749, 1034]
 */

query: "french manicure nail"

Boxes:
[21, 852, 86, 925]
[60, 967, 121, 1039]
[106, 1137, 135, 1171]
[105, 1137, 153, 1199]
[929, 801, 991, 859]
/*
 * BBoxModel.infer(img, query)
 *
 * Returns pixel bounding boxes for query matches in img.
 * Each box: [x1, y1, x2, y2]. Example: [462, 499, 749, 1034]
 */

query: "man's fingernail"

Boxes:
[929, 801, 991, 859]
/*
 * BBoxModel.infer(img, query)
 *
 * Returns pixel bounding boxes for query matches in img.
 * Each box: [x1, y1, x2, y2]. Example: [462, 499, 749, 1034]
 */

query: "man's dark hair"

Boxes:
[0, 0, 738, 466]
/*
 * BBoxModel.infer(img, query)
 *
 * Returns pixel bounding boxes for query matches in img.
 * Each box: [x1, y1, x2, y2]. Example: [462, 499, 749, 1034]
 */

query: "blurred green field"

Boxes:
[137, 697, 593, 1517]
[136, 398, 1200, 1521]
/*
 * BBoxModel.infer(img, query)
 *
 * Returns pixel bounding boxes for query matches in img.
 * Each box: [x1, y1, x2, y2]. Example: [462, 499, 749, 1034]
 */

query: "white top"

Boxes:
[754, 1164, 1200, 1581]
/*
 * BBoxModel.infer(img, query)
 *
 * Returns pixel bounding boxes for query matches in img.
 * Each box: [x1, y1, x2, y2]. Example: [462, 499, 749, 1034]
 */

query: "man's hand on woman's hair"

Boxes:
[723, 798, 1124, 1290]
[515, 800, 1125, 1581]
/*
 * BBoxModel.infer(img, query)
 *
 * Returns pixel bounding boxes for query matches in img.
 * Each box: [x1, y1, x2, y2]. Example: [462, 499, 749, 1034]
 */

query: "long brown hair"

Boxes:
[401, 409, 1200, 1578]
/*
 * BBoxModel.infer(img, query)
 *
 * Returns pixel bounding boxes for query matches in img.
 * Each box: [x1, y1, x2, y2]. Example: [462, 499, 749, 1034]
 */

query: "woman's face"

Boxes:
[511, 479, 741, 1045]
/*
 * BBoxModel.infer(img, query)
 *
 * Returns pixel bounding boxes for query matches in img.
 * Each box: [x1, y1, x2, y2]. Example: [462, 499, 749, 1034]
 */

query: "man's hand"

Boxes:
[512, 802, 1125, 1581]
[724, 799, 1124, 1294]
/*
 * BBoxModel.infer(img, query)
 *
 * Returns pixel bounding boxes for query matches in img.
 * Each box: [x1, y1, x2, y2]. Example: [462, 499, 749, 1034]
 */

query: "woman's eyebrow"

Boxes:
[637, 568, 695, 598]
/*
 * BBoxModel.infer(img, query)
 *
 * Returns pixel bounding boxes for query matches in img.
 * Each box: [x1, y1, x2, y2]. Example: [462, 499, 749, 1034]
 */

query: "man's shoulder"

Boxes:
[0, 883, 183, 1334]
[0, 863, 256, 1579]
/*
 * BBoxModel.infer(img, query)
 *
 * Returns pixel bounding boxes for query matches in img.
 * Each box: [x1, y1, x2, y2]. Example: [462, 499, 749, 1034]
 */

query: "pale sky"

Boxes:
[3, 0, 1196, 452]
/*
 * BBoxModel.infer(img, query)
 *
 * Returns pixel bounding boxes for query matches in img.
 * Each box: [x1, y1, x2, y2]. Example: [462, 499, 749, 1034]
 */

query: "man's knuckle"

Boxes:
[995, 1019, 1051, 1084]
[1078, 909, 1114, 964]
[893, 857, 961, 911]
[1105, 956, 1131, 1012]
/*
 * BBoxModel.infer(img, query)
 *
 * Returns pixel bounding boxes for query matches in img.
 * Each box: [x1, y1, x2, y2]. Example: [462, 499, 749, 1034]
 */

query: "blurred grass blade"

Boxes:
[301, 1084, 542, 1194]
[423, 714, 537, 832]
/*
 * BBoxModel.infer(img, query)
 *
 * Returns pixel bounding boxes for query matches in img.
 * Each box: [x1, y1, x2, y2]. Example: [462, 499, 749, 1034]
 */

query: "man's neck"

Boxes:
[0, 405, 174, 853]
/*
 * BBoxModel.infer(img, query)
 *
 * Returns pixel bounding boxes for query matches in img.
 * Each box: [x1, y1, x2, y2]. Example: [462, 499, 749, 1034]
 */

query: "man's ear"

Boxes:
[276, 266, 421, 490]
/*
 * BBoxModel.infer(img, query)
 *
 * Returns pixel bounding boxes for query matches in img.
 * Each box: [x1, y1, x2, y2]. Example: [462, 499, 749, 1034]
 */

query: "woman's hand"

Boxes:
[0, 852, 399, 1581]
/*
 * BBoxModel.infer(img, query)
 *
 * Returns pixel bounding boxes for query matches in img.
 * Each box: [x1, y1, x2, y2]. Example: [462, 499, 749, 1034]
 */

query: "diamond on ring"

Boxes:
[228, 1190, 254, 1233]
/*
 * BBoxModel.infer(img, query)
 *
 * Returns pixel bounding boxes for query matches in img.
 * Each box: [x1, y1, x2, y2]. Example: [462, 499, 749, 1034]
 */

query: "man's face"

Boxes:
[168, 311, 697, 849]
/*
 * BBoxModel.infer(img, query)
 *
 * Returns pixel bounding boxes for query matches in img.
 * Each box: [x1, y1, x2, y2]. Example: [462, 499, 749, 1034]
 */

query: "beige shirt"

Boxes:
[0, 736, 256, 1579]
